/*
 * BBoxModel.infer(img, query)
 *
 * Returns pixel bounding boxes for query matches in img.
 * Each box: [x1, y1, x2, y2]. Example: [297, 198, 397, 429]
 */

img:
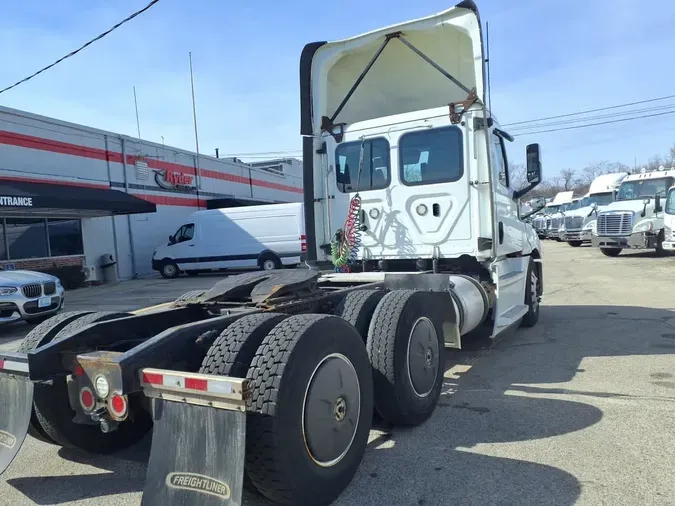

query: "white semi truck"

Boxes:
[663, 183, 675, 251]
[563, 172, 629, 247]
[532, 191, 574, 239]
[592, 167, 675, 256]
[0, 3, 545, 505]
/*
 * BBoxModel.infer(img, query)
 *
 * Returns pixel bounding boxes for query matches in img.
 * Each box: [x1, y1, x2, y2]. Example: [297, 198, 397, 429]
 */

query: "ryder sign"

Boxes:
[154, 169, 196, 191]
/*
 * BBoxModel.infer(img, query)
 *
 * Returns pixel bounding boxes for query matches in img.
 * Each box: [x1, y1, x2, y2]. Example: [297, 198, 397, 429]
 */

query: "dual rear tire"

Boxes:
[199, 289, 452, 504]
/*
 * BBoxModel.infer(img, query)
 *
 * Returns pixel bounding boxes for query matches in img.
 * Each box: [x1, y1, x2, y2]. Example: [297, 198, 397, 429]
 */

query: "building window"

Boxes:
[399, 126, 464, 186]
[335, 137, 390, 193]
[48, 219, 84, 256]
[6, 218, 48, 259]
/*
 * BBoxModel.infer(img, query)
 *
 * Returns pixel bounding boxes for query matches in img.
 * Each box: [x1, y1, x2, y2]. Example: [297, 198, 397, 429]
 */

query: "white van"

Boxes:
[151, 202, 306, 278]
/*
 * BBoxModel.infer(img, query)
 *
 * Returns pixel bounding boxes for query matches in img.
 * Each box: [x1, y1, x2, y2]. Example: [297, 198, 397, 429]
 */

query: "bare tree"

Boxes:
[552, 168, 580, 191]
[509, 163, 528, 191]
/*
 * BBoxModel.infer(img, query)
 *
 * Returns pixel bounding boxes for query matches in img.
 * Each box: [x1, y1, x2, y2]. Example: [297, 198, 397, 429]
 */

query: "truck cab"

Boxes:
[592, 167, 675, 256]
[553, 197, 580, 242]
[301, 1, 545, 338]
[563, 172, 629, 247]
[663, 184, 675, 250]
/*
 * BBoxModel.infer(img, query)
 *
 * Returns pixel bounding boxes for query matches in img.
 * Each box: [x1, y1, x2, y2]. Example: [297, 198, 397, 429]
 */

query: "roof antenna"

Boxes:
[485, 21, 492, 117]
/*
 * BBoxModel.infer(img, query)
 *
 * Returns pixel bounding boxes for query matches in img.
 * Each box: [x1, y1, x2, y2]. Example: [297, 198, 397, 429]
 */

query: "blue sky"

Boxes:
[1, 0, 675, 178]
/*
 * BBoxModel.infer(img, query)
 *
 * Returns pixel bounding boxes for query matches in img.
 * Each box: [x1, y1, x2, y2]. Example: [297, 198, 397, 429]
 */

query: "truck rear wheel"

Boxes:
[173, 289, 206, 304]
[245, 314, 373, 505]
[32, 311, 152, 453]
[199, 312, 289, 379]
[600, 248, 622, 257]
[17, 311, 95, 444]
[332, 289, 386, 341]
[366, 290, 447, 427]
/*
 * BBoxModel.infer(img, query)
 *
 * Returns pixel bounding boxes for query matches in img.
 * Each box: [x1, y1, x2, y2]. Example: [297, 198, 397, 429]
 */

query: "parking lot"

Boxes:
[1, 242, 675, 506]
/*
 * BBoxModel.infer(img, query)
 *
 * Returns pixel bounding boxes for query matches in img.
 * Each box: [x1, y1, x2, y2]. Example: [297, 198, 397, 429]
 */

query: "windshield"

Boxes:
[667, 188, 675, 215]
[567, 200, 581, 211]
[617, 177, 675, 201]
[587, 192, 615, 206]
[545, 205, 560, 214]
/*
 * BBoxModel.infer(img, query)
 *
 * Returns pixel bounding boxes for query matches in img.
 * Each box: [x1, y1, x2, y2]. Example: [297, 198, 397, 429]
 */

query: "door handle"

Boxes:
[498, 222, 504, 244]
[189, 244, 195, 247]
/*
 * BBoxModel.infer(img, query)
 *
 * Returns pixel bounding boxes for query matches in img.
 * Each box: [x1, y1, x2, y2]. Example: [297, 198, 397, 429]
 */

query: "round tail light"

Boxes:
[109, 393, 128, 419]
[79, 387, 95, 411]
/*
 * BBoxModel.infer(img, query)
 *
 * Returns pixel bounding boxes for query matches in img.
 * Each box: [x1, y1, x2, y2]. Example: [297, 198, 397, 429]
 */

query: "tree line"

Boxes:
[510, 144, 675, 198]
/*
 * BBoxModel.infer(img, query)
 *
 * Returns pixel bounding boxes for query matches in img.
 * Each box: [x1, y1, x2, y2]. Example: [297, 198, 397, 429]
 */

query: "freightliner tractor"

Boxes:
[562, 172, 629, 247]
[592, 167, 675, 257]
[0, 3, 545, 505]
[532, 191, 573, 239]
[552, 197, 580, 242]
[663, 183, 675, 251]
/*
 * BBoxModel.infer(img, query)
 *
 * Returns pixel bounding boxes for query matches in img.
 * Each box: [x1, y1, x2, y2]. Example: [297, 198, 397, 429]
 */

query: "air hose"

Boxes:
[330, 194, 362, 272]
[331, 137, 366, 272]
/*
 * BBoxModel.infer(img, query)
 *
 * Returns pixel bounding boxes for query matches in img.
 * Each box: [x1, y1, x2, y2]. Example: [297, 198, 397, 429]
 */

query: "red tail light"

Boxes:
[79, 387, 95, 411]
[108, 393, 128, 419]
[300, 234, 307, 253]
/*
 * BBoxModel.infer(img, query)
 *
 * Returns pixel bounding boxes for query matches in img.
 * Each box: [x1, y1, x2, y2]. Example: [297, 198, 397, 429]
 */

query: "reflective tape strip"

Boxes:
[0, 358, 29, 373]
[141, 370, 233, 395]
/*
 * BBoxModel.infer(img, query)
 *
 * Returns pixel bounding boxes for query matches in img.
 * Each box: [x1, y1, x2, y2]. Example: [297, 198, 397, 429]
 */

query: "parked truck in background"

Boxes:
[592, 167, 675, 256]
[532, 191, 574, 239]
[563, 172, 629, 247]
[0, 3, 546, 506]
[553, 197, 580, 241]
[663, 183, 675, 251]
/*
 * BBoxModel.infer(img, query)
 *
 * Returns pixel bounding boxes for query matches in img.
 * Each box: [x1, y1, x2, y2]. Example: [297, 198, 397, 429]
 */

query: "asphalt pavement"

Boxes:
[1, 243, 675, 506]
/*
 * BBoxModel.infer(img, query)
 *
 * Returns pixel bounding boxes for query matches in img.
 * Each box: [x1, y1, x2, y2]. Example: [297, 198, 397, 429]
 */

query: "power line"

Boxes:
[508, 103, 675, 132]
[514, 109, 675, 136]
[0, 0, 161, 95]
[502, 93, 675, 127]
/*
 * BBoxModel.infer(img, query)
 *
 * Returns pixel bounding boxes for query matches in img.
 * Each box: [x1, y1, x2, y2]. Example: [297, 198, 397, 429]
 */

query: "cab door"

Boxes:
[168, 223, 198, 269]
[491, 130, 523, 256]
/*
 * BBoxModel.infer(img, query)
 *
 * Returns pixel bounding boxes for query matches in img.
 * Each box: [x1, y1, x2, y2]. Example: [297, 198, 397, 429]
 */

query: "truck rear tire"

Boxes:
[17, 311, 95, 444]
[245, 314, 373, 505]
[366, 290, 447, 427]
[332, 289, 386, 342]
[199, 312, 290, 494]
[520, 258, 541, 328]
[32, 311, 152, 453]
[600, 248, 622, 257]
[199, 312, 289, 379]
[173, 289, 206, 304]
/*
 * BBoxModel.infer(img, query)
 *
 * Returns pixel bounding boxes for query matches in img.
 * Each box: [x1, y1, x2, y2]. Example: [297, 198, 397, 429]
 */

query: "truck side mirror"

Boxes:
[526, 144, 542, 184]
[655, 194, 662, 212]
[513, 143, 542, 200]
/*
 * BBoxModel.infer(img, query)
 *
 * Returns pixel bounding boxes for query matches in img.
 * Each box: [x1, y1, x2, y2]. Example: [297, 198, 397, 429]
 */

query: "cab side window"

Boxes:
[491, 133, 509, 188]
[173, 223, 194, 243]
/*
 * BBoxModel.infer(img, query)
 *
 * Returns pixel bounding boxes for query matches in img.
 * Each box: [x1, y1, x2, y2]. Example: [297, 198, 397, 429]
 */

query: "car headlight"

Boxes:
[0, 287, 17, 295]
[633, 221, 654, 233]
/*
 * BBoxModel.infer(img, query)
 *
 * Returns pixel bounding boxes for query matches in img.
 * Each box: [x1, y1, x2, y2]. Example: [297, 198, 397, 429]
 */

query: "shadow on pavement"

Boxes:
[6, 304, 675, 505]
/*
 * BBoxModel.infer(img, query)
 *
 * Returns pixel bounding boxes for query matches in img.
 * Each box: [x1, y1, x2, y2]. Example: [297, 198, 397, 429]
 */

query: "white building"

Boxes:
[0, 105, 303, 281]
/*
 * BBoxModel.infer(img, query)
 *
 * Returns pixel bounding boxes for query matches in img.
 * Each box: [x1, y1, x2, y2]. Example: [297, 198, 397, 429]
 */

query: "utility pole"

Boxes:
[133, 86, 141, 139]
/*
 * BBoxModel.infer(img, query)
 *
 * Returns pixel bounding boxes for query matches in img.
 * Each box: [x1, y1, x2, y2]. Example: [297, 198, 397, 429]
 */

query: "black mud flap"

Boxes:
[142, 398, 246, 506]
[0, 353, 33, 475]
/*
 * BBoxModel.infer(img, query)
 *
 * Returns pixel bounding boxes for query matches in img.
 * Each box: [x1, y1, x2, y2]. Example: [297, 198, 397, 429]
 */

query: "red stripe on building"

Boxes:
[0, 129, 303, 194]
[136, 193, 202, 208]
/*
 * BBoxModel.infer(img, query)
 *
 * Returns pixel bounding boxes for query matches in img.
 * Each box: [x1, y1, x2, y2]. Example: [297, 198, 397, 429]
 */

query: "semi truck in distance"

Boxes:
[662, 183, 675, 251]
[592, 167, 674, 256]
[532, 190, 574, 239]
[563, 172, 629, 247]
[0, 3, 547, 505]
